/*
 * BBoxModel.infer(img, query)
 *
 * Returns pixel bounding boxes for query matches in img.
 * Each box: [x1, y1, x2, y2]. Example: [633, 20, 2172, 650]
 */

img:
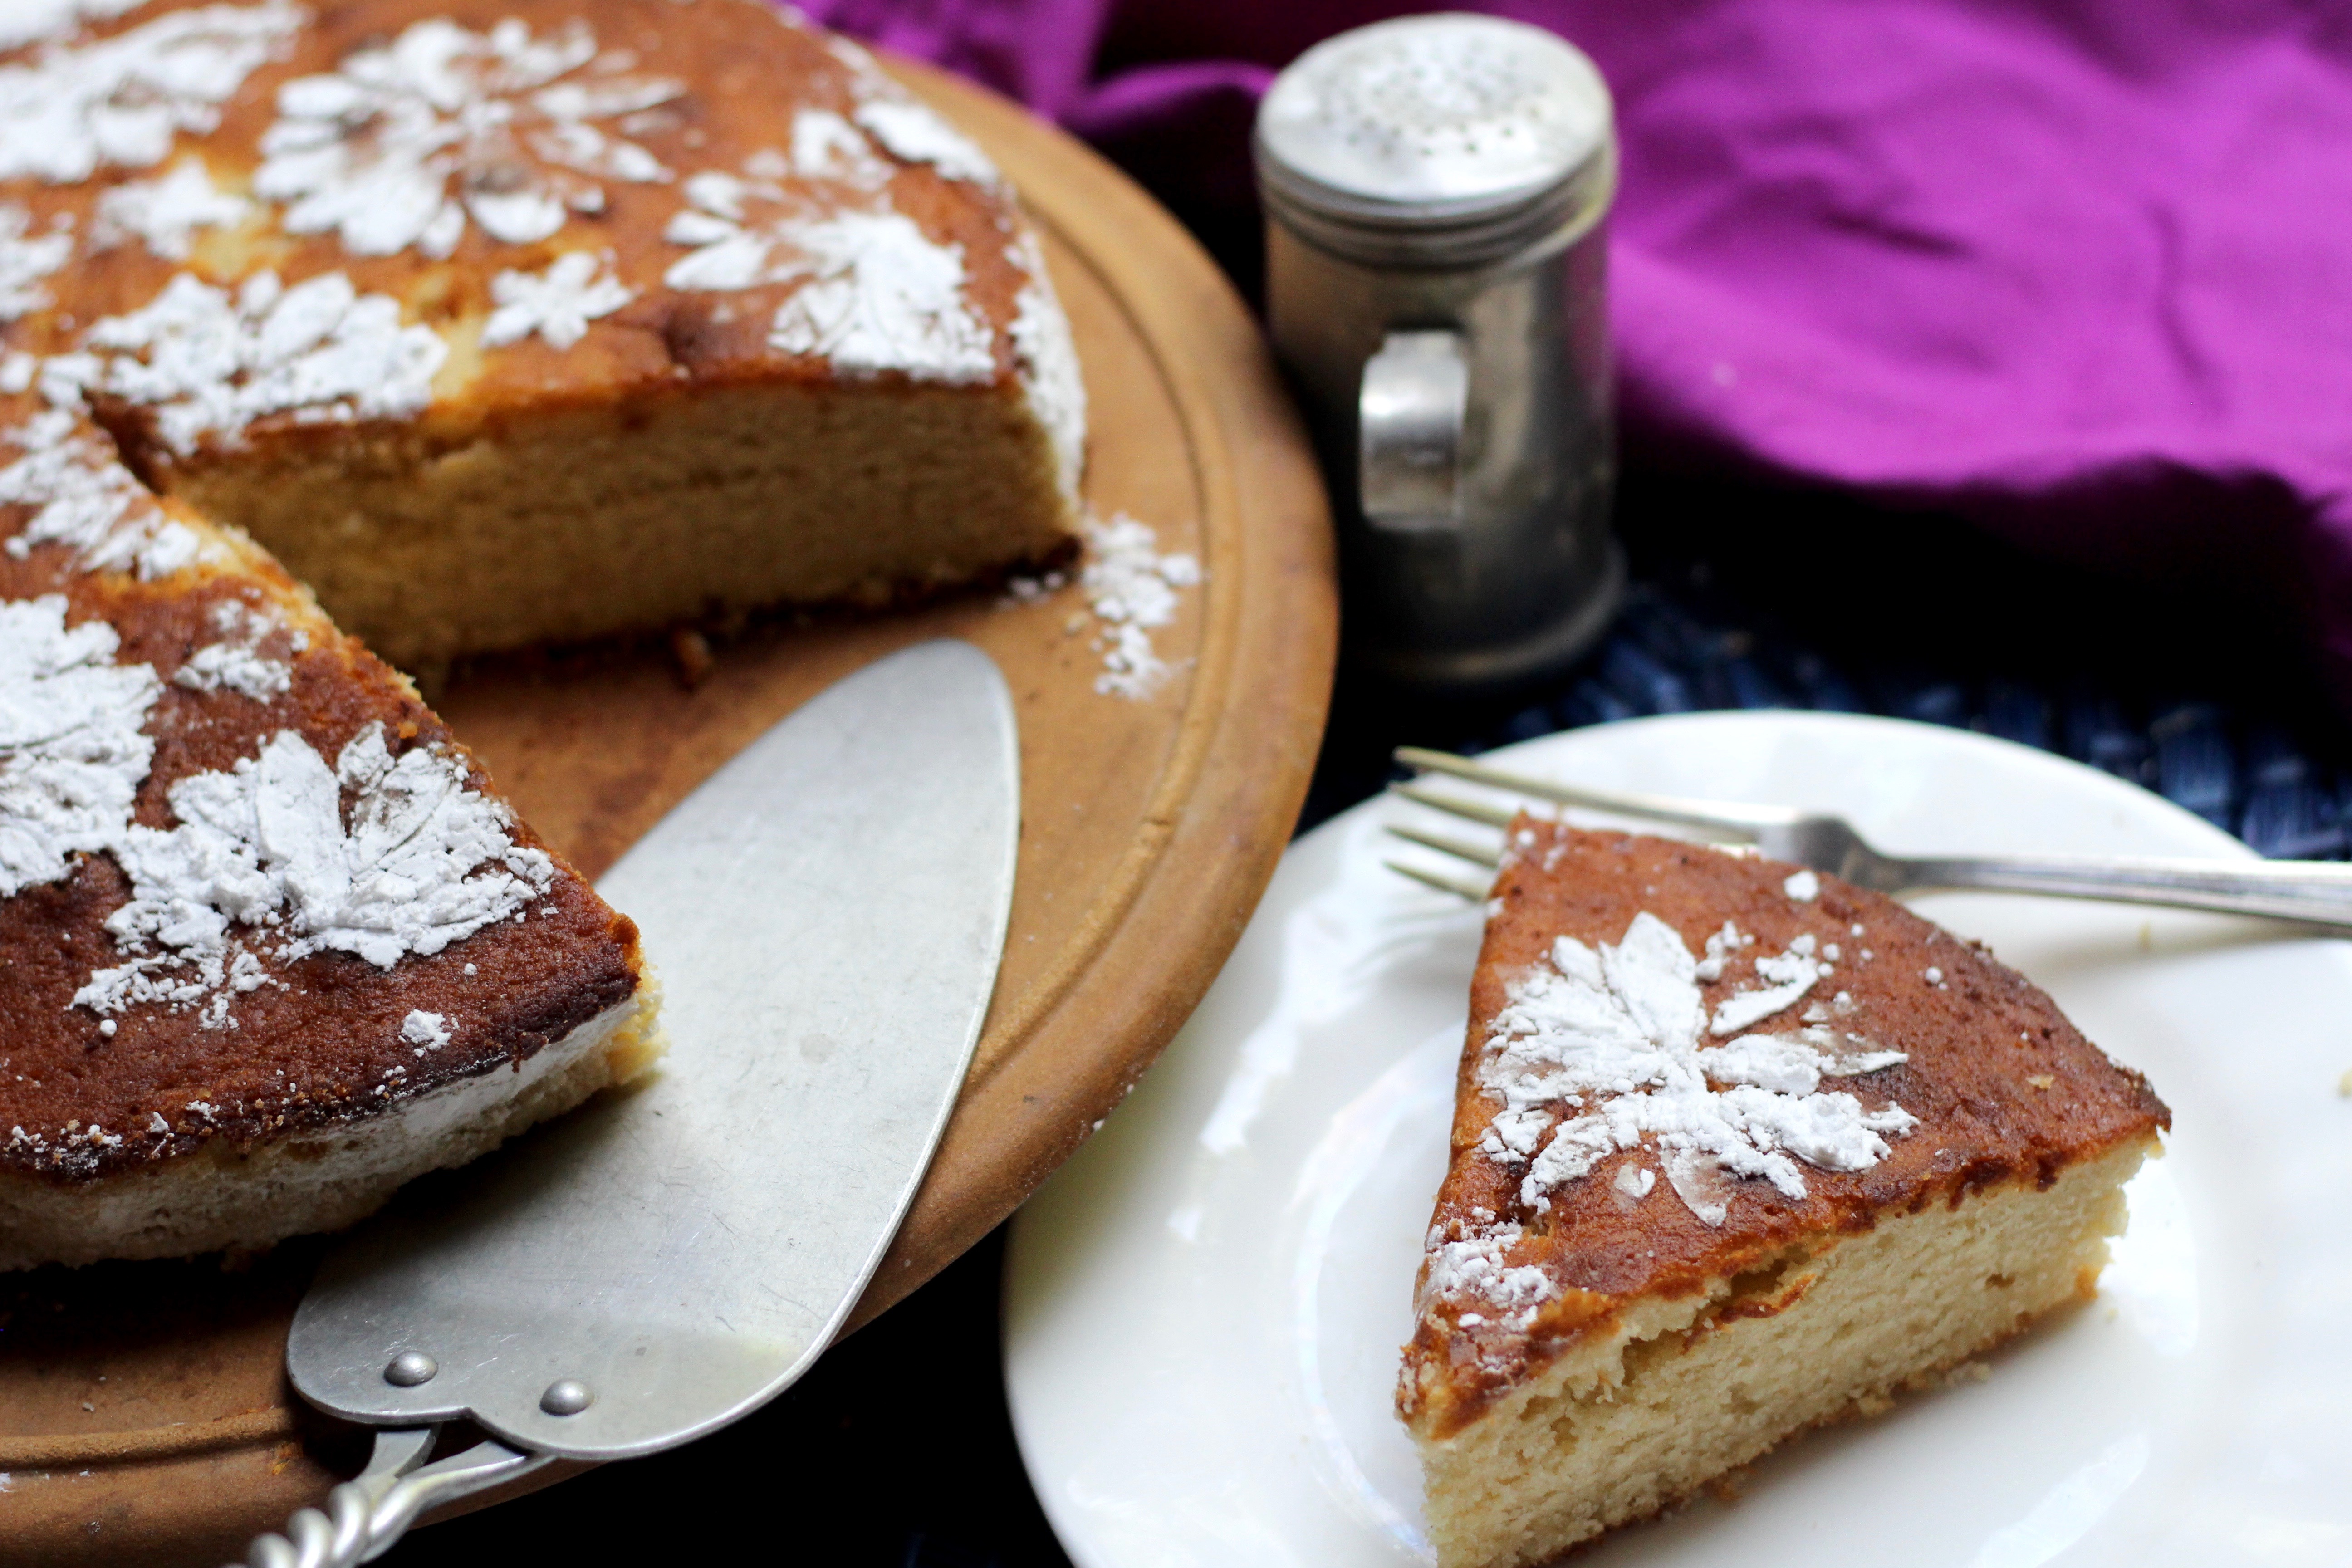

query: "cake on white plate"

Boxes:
[0, 0, 1085, 1267]
[1399, 822, 2168, 1567]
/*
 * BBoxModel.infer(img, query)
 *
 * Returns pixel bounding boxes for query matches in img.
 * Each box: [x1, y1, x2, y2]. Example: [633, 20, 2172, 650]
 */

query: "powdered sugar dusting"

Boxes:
[0, 0, 147, 54]
[1007, 231, 1085, 499]
[74, 270, 448, 455]
[0, 578, 554, 1029]
[664, 149, 995, 382]
[172, 598, 299, 700]
[0, 0, 306, 185]
[483, 250, 634, 350]
[255, 16, 680, 258]
[763, 209, 992, 379]
[1709, 931, 1824, 1036]
[1078, 513, 1200, 698]
[0, 594, 159, 898]
[74, 722, 555, 1024]
[91, 157, 251, 260]
[1472, 912, 1914, 1234]
[0, 206, 73, 322]
[1002, 511, 1202, 699]
[852, 98, 1000, 187]
[815, 30, 997, 187]
[786, 107, 891, 190]
[0, 406, 204, 579]
[401, 1008, 452, 1054]
[1417, 1217, 1554, 1330]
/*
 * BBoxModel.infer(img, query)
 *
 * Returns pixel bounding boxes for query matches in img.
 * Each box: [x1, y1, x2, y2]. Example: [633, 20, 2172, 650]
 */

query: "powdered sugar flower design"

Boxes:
[256, 16, 681, 257]
[76, 722, 556, 1025]
[0, 595, 160, 899]
[483, 250, 633, 350]
[0, 0, 147, 54]
[664, 154, 995, 382]
[0, 0, 306, 185]
[69, 269, 448, 455]
[829, 42, 1000, 187]
[0, 406, 203, 579]
[90, 157, 251, 260]
[1480, 912, 1915, 1228]
[1421, 1215, 1556, 1332]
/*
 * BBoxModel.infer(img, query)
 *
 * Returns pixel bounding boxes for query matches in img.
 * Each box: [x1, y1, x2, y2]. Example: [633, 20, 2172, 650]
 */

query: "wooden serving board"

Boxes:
[0, 61, 1335, 1565]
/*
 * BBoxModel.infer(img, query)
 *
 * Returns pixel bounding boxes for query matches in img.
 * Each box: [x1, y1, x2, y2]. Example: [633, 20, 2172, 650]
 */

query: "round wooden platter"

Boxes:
[0, 60, 1335, 1566]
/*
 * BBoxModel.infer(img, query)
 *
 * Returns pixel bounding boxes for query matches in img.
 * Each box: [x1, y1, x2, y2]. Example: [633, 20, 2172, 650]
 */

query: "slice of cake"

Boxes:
[0, 392, 658, 1269]
[1399, 823, 2168, 1568]
[2, 0, 1084, 669]
[0, 0, 1083, 1268]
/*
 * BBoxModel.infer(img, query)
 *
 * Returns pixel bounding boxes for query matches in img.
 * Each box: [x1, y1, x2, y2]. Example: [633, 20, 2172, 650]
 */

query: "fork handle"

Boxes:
[1886, 853, 2352, 929]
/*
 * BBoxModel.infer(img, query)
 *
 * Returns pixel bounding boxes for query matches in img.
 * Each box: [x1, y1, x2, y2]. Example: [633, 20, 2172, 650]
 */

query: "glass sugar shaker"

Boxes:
[1256, 13, 1622, 690]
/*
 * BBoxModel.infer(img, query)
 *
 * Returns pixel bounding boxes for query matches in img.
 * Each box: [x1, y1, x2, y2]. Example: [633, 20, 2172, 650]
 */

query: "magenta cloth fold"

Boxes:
[804, 0, 2352, 702]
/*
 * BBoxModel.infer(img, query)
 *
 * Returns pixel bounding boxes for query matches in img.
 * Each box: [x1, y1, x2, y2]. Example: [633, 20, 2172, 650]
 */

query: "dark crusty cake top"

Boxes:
[0, 392, 639, 1186]
[0, 0, 1082, 481]
[1399, 823, 2168, 1438]
[0, 0, 1094, 1187]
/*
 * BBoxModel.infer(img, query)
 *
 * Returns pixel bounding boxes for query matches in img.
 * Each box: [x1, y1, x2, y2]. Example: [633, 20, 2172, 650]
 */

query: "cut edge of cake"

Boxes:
[0, 402, 665, 1270]
[0, 0, 1103, 1270]
[1408, 1132, 2157, 1568]
[0, 979, 664, 1273]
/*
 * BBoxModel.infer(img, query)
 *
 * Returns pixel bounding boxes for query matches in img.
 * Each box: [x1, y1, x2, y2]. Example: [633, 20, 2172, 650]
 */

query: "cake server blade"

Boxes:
[245, 640, 1017, 1563]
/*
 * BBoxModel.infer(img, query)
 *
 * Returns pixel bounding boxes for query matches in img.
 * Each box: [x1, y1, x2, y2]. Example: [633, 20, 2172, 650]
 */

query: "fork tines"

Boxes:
[1380, 778, 1518, 902]
[1381, 858, 1492, 902]
[1386, 820, 1503, 868]
[1392, 746, 1795, 838]
[1381, 745, 1785, 904]
[1390, 780, 1516, 830]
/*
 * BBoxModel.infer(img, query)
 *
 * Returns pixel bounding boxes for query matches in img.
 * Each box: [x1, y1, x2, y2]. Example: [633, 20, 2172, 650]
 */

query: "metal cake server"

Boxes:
[232, 640, 1020, 1568]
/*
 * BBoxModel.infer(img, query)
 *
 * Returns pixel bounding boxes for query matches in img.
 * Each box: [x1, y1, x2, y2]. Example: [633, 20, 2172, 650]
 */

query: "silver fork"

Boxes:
[1384, 745, 2352, 929]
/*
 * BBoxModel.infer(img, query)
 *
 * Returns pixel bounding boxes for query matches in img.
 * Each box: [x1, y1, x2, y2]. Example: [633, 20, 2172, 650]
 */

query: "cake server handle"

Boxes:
[230, 1426, 553, 1568]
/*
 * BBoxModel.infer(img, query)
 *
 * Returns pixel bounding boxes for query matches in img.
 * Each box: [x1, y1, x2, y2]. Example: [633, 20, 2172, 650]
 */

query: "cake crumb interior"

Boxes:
[165, 380, 1073, 667]
[1416, 1137, 2156, 1568]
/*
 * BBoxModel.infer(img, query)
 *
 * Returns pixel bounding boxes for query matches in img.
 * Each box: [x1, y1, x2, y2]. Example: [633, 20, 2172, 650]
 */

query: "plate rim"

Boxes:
[1004, 706, 2341, 1568]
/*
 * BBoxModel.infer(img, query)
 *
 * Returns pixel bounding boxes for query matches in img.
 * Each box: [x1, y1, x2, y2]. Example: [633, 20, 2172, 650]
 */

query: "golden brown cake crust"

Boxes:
[2, 0, 1085, 666]
[0, 392, 642, 1190]
[0, 0, 1088, 1256]
[1400, 823, 2169, 1440]
[5, 0, 1045, 432]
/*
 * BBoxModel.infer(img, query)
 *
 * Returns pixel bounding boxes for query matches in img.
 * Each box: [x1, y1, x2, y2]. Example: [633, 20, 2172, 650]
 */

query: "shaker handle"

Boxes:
[1358, 329, 1467, 533]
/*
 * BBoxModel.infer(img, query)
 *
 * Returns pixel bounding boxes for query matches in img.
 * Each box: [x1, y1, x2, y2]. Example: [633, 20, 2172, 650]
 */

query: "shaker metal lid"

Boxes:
[1256, 13, 1612, 218]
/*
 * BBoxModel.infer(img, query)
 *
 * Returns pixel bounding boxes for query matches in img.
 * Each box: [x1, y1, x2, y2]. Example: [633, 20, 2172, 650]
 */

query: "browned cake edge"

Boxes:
[1400, 825, 2171, 1442]
[1410, 1132, 2160, 1568]
[1396, 824, 2171, 1565]
[0, 977, 662, 1271]
[2, 0, 1089, 666]
[0, 409, 664, 1264]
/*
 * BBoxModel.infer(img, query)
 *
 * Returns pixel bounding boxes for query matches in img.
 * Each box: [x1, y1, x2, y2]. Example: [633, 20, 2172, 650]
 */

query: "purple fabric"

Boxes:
[804, 0, 2352, 703]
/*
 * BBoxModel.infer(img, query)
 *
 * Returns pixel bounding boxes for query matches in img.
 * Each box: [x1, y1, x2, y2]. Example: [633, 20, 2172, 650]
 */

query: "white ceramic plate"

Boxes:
[1004, 713, 2352, 1568]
